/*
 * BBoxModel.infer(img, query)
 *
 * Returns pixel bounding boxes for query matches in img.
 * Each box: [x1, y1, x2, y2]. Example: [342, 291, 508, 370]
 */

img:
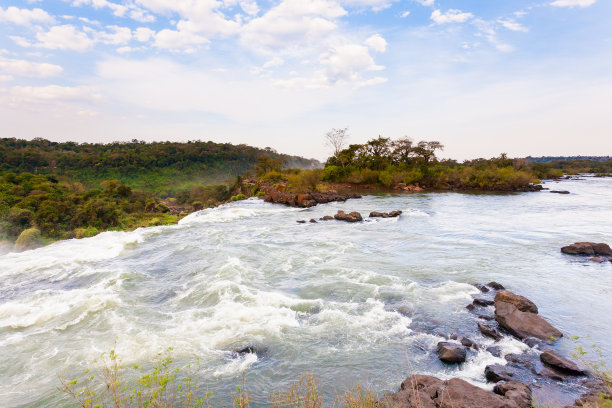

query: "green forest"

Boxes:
[1, 136, 611, 251]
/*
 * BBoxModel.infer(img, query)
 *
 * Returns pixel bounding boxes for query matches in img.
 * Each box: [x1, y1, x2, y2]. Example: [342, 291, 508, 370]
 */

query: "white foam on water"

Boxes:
[402, 208, 430, 217]
[0, 275, 122, 331]
[179, 198, 298, 226]
[213, 352, 258, 377]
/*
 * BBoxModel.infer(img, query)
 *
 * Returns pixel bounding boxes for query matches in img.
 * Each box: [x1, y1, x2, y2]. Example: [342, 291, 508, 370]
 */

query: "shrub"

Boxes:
[346, 168, 379, 184]
[191, 201, 203, 211]
[261, 170, 284, 182]
[156, 203, 170, 213]
[321, 165, 344, 182]
[74, 227, 99, 239]
[231, 194, 247, 201]
[270, 373, 322, 408]
[14, 227, 42, 251]
[378, 171, 393, 187]
[287, 169, 323, 193]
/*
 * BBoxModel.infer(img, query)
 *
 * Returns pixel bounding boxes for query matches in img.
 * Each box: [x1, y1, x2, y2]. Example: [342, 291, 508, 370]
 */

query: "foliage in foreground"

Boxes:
[60, 351, 390, 408]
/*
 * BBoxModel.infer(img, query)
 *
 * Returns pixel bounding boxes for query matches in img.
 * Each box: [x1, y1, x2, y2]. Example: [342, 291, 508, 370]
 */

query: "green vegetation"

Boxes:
[0, 171, 181, 247]
[0, 138, 320, 195]
[60, 351, 385, 408]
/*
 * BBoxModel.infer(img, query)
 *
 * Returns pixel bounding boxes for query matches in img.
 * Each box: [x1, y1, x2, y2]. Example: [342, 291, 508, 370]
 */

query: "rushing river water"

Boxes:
[1, 177, 611, 407]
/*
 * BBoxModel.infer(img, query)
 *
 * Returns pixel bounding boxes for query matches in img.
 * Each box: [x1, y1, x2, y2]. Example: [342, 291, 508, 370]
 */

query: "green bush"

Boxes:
[231, 194, 247, 201]
[14, 227, 42, 251]
[73, 227, 99, 239]
[287, 169, 323, 193]
[378, 171, 393, 187]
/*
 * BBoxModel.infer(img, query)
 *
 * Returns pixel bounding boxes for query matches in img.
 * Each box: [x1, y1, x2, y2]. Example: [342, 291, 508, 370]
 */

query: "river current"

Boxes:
[1, 177, 611, 407]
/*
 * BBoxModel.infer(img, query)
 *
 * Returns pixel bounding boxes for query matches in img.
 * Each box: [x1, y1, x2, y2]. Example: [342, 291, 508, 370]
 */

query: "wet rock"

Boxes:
[495, 291, 539, 314]
[389, 210, 402, 217]
[395, 306, 412, 317]
[493, 382, 533, 407]
[334, 210, 363, 223]
[369, 211, 384, 217]
[437, 342, 467, 364]
[474, 283, 490, 293]
[561, 242, 612, 257]
[478, 322, 503, 341]
[473, 297, 495, 307]
[476, 313, 495, 321]
[369, 210, 402, 218]
[551, 190, 570, 194]
[234, 345, 268, 356]
[387, 375, 532, 408]
[505, 353, 534, 367]
[450, 334, 479, 350]
[495, 300, 562, 342]
[309, 219, 317, 223]
[590, 257, 604, 263]
[487, 346, 503, 357]
[540, 352, 587, 375]
[488, 281, 506, 290]
[296, 220, 306, 224]
[466, 303, 476, 311]
[486, 364, 515, 383]
[319, 215, 334, 221]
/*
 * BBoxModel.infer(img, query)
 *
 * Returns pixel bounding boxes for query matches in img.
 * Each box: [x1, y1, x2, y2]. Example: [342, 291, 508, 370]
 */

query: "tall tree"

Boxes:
[325, 128, 349, 167]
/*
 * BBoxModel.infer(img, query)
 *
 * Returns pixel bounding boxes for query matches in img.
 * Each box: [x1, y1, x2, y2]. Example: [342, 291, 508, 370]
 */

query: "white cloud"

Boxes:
[0, 57, 63, 77]
[94, 25, 133, 45]
[242, 0, 346, 50]
[263, 57, 285, 68]
[32, 25, 95, 52]
[550, 0, 597, 7]
[340, 0, 398, 11]
[154, 24, 210, 53]
[9, 85, 102, 102]
[414, 0, 434, 6]
[401, 10, 411, 18]
[498, 19, 528, 32]
[0, 6, 55, 25]
[135, 27, 155, 42]
[431, 9, 473, 24]
[365, 34, 387, 53]
[0, 75, 14, 82]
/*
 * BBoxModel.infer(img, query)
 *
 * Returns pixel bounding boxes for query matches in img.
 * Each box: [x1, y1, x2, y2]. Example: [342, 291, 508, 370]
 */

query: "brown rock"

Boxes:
[561, 242, 612, 256]
[386, 375, 532, 408]
[478, 322, 503, 341]
[495, 301, 562, 341]
[495, 291, 539, 314]
[437, 342, 467, 363]
[540, 352, 587, 375]
[473, 297, 495, 307]
[369, 211, 385, 217]
[334, 210, 363, 222]
[319, 216, 334, 221]
[485, 364, 515, 383]
[590, 257, 604, 263]
[488, 281, 506, 290]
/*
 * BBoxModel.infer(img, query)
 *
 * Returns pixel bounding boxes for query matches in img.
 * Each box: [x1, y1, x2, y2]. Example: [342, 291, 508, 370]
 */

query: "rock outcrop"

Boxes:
[494, 291, 539, 314]
[334, 210, 363, 223]
[369, 210, 403, 218]
[386, 375, 532, 408]
[561, 242, 612, 256]
[494, 293, 562, 341]
[263, 190, 361, 208]
[540, 352, 586, 375]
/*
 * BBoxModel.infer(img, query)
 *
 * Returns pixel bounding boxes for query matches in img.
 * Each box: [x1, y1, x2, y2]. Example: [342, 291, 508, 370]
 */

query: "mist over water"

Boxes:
[1, 177, 611, 407]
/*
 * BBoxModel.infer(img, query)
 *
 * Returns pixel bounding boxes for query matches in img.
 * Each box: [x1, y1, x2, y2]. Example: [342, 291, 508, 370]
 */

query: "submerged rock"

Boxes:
[550, 190, 570, 194]
[386, 375, 532, 408]
[485, 364, 515, 383]
[450, 334, 479, 350]
[473, 297, 495, 307]
[437, 342, 467, 364]
[233, 345, 268, 356]
[487, 346, 503, 357]
[334, 210, 363, 223]
[561, 242, 612, 256]
[487, 281, 506, 290]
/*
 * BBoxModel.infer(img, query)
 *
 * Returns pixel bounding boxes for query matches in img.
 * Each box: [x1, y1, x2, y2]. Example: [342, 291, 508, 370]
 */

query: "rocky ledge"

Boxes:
[263, 190, 362, 208]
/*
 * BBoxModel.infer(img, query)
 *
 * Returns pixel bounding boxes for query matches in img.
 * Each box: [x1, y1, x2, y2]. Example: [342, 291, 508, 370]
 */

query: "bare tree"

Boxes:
[325, 128, 349, 167]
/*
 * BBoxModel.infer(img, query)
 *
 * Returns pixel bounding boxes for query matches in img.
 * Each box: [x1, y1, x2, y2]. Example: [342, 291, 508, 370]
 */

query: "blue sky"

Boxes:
[0, 0, 610, 160]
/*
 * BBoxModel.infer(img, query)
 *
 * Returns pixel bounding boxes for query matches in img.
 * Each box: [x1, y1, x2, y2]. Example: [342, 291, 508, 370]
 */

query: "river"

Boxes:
[1, 177, 611, 407]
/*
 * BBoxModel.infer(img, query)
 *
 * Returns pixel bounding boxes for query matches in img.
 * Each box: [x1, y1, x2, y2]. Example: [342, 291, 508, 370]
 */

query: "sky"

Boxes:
[0, 0, 611, 161]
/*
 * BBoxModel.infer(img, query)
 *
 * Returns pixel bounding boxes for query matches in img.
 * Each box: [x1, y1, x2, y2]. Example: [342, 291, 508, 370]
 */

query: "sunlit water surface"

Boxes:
[1, 177, 611, 407]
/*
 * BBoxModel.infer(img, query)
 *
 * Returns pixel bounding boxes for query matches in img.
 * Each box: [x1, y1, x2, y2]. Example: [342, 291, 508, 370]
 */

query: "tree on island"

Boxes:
[325, 128, 349, 168]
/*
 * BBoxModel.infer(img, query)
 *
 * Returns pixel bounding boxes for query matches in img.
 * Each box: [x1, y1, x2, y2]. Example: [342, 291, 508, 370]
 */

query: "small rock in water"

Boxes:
[437, 342, 467, 364]
[297, 220, 306, 224]
[334, 210, 363, 222]
[319, 215, 334, 221]
[466, 303, 476, 311]
[473, 297, 495, 307]
[478, 322, 503, 341]
[487, 346, 503, 357]
[474, 283, 490, 293]
[234, 345, 268, 356]
[450, 334, 479, 350]
[590, 257, 603, 263]
[485, 364, 515, 383]
[309, 219, 317, 223]
[561, 242, 612, 256]
[550, 190, 570, 194]
[487, 281, 506, 290]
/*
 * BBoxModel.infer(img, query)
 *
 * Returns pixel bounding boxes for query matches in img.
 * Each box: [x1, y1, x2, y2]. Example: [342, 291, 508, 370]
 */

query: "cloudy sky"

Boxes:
[0, 0, 610, 160]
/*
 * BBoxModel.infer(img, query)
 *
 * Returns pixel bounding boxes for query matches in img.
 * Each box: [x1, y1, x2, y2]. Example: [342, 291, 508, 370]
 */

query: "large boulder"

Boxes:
[495, 291, 539, 314]
[437, 342, 467, 364]
[334, 210, 363, 222]
[386, 375, 532, 408]
[495, 301, 562, 341]
[561, 242, 612, 256]
[540, 352, 587, 375]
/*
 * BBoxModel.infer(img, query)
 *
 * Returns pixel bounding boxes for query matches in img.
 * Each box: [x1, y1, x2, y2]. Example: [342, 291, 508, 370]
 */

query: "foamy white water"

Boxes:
[1, 177, 611, 406]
